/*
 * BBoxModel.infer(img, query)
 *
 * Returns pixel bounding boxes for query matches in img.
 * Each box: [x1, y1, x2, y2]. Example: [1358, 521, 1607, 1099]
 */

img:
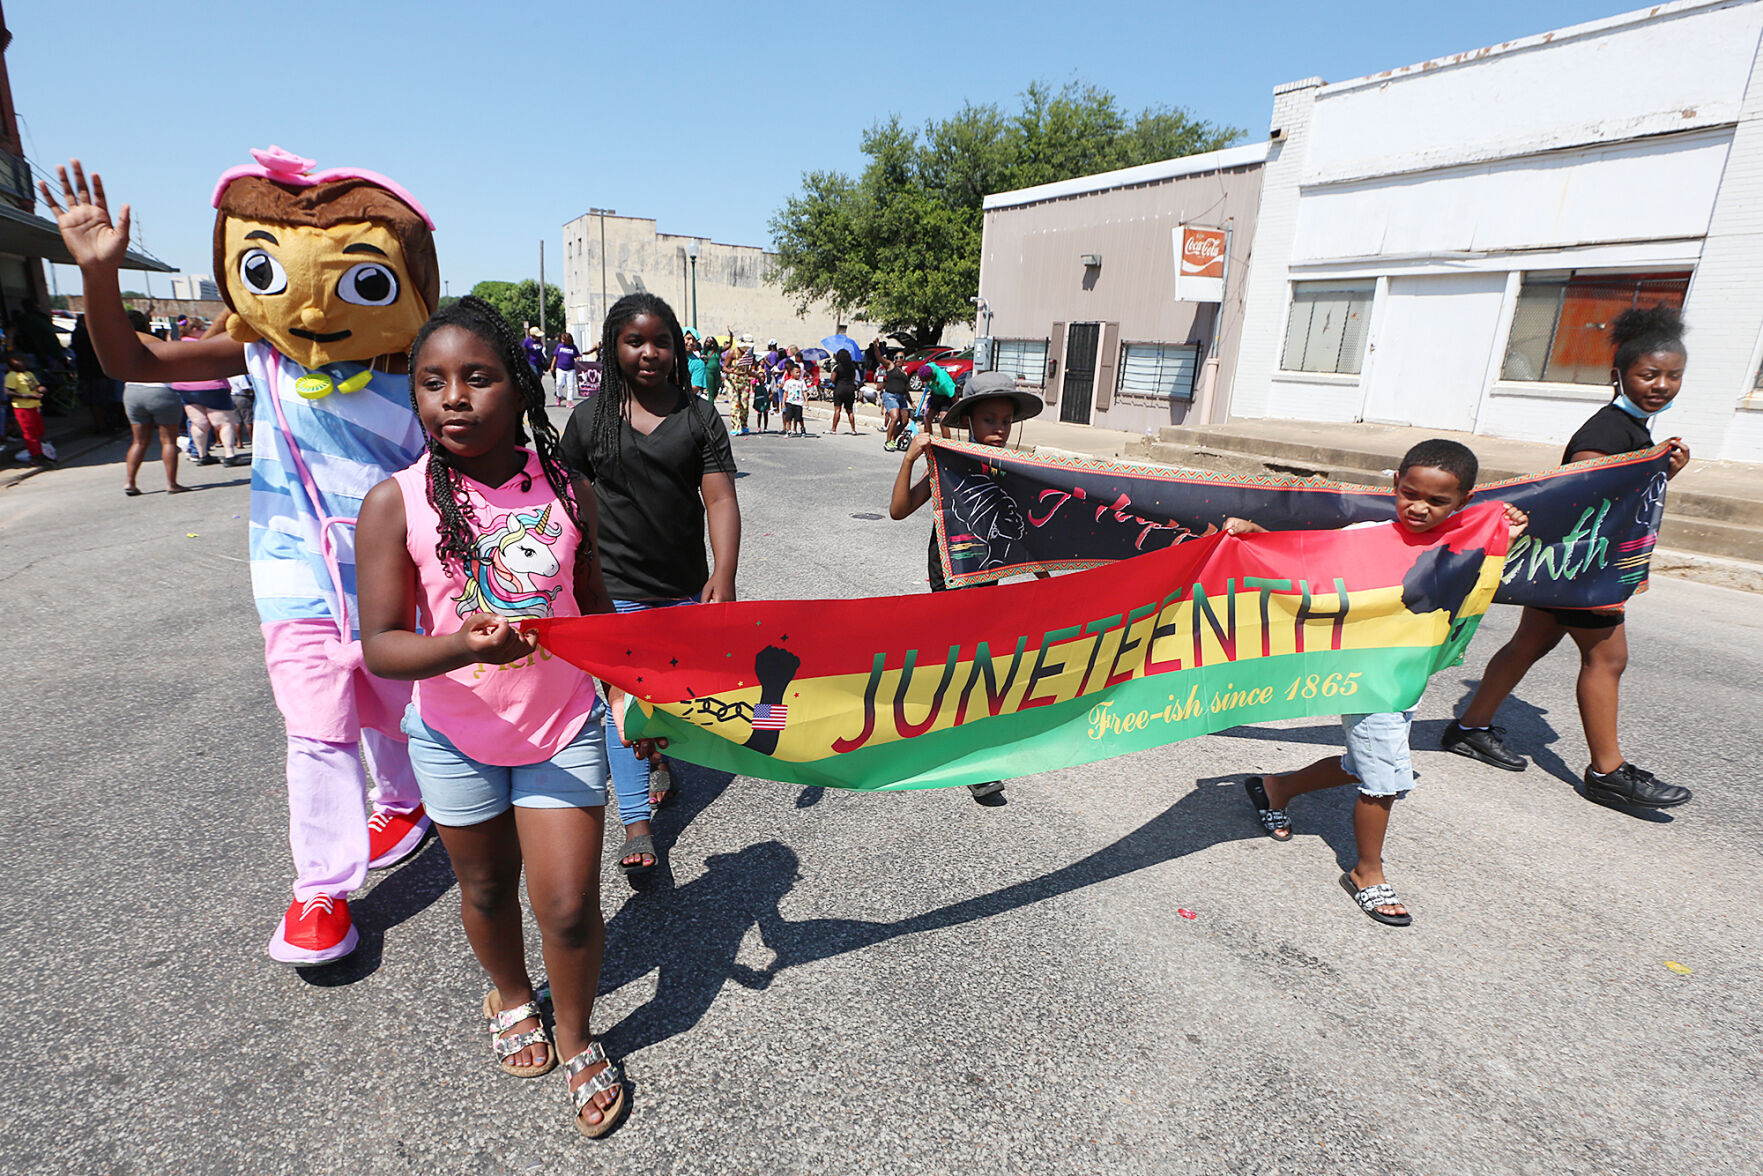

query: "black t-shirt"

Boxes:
[560, 390, 736, 601]
[833, 351, 856, 386]
[1563, 403, 1653, 463]
[883, 368, 910, 399]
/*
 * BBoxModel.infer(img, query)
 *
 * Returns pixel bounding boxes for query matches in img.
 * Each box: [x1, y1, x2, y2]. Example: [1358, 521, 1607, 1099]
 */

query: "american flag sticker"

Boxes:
[751, 703, 789, 730]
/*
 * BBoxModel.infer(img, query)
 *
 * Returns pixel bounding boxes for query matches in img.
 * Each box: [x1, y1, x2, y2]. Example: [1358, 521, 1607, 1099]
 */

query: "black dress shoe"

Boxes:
[1584, 762, 1691, 809]
[1441, 720, 1526, 771]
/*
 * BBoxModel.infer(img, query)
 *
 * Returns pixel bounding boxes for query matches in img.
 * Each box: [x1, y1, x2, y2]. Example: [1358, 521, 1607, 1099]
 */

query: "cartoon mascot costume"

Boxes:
[48, 148, 437, 963]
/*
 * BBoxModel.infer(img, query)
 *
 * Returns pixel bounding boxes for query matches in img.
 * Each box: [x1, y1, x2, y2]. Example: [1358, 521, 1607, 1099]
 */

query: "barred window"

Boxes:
[993, 338, 1049, 385]
[1116, 342, 1199, 404]
[1501, 270, 1691, 385]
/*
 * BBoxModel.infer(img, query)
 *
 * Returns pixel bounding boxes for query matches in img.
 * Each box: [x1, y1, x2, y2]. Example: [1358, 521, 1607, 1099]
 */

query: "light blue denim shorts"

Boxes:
[1339, 710, 1416, 798]
[401, 700, 609, 827]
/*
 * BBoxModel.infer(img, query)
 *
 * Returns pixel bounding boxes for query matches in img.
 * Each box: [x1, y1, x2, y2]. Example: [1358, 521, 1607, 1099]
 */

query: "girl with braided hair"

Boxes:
[560, 293, 740, 877]
[357, 297, 641, 1137]
[1446, 304, 1693, 811]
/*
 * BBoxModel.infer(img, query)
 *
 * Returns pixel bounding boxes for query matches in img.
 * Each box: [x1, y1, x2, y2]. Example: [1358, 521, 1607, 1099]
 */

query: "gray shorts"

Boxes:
[123, 383, 183, 427]
[1340, 710, 1416, 798]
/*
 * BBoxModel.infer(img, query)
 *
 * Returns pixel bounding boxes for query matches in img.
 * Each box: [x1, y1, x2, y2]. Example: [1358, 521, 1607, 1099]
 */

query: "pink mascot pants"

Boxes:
[265, 619, 422, 901]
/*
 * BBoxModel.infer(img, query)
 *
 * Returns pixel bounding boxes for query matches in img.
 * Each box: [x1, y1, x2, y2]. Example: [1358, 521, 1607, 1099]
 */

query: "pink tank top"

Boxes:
[392, 450, 600, 765]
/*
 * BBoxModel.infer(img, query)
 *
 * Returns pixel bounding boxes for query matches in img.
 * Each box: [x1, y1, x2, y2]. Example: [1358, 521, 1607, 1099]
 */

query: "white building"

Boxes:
[1230, 0, 1763, 463]
[168, 274, 218, 301]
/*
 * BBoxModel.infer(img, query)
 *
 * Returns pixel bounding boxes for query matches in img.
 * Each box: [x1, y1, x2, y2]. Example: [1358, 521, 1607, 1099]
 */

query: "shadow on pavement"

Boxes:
[599, 776, 1260, 1056]
[296, 835, 456, 987]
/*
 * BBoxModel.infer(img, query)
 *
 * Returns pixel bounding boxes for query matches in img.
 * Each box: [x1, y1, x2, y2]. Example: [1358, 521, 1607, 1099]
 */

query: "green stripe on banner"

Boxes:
[623, 634, 1482, 791]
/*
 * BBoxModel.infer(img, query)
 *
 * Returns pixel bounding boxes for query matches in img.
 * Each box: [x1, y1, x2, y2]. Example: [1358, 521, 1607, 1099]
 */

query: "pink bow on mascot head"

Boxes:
[210, 146, 440, 373]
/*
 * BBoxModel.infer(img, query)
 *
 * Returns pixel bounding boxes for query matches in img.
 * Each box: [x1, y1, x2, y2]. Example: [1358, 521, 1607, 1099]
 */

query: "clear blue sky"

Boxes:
[15, 0, 1635, 299]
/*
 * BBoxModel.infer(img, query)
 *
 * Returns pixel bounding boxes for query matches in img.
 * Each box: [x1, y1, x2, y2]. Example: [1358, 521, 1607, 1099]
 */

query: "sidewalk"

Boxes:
[1, 406, 128, 489]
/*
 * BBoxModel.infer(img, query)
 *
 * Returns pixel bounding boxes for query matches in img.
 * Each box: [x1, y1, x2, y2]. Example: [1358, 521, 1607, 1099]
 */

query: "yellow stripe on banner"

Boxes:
[635, 578, 1486, 762]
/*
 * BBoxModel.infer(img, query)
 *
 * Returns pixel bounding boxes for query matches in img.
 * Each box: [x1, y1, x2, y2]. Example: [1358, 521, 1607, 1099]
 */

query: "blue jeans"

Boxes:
[605, 596, 698, 828]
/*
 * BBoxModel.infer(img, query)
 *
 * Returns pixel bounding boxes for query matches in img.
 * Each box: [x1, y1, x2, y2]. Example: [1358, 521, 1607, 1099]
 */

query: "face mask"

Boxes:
[1612, 387, 1673, 420]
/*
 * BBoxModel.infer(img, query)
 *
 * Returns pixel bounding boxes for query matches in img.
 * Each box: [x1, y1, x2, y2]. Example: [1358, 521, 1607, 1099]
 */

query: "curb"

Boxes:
[1, 429, 126, 490]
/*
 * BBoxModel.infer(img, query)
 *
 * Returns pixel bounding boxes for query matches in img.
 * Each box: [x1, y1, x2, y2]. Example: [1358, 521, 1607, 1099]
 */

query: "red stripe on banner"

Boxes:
[527, 505, 1509, 699]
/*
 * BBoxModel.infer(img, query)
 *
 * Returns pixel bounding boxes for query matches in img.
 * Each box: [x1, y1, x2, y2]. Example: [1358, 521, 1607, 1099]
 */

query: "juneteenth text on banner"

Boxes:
[529, 505, 1510, 792]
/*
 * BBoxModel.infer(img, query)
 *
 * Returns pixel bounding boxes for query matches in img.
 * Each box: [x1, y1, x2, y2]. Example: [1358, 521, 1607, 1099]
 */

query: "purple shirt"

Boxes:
[523, 337, 545, 371]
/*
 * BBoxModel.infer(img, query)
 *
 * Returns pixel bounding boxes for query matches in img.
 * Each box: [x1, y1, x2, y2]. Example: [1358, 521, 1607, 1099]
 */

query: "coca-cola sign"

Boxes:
[1180, 227, 1227, 277]
[1173, 224, 1227, 303]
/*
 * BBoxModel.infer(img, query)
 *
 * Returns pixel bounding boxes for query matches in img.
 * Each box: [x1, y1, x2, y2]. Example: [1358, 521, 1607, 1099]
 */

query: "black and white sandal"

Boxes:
[1243, 776, 1291, 841]
[564, 1039, 626, 1138]
[1341, 873, 1412, 927]
[483, 984, 554, 1077]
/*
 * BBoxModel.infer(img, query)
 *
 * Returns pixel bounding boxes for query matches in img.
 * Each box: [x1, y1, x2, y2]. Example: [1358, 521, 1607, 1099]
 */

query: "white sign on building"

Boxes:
[1173, 224, 1227, 303]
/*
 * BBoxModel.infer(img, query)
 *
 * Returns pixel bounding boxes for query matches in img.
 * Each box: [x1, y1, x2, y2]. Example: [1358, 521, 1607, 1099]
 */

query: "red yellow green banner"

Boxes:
[528, 504, 1511, 791]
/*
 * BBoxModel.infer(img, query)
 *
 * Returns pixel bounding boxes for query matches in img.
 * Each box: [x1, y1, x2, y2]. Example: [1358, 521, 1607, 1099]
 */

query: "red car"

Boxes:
[896, 346, 958, 379]
[923, 348, 975, 387]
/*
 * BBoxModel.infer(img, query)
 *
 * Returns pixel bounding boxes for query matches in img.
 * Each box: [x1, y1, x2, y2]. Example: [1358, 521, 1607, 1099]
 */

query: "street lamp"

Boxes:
[686, 238, 700, 334]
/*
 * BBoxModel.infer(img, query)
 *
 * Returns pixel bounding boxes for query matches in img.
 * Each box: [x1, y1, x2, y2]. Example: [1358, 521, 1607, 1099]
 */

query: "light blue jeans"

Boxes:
[606, 596, 697, 828]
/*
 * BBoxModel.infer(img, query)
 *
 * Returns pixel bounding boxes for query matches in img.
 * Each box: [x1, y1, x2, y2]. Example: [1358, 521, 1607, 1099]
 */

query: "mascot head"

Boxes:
[211, 146, 439, 370]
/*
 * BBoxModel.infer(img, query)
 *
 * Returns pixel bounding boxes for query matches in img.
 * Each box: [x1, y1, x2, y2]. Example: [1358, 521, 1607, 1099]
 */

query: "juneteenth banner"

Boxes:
[928, 440, 1671, 608]
[529, 505, 1510, 792]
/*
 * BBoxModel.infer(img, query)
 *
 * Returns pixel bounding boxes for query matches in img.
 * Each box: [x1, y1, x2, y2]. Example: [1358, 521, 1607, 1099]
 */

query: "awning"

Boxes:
[0, 201, 174, 272]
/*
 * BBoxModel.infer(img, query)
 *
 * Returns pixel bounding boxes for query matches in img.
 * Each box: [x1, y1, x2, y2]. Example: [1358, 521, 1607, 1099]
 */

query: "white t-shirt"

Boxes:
[783, 378, 805, 406]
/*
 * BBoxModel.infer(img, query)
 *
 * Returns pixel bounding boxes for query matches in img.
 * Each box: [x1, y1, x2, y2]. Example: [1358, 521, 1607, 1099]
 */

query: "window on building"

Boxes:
[1281, 282, 1373, 375]
[1501, 270, 1692, 385]
[1116, 342, 1200, 404]
[992, 338, 1050, 385]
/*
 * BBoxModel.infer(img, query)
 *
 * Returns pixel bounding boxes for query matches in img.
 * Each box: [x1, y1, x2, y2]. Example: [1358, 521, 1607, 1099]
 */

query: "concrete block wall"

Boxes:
[1683, 33, 1763, 461]
[1223, 78, 1321, 420]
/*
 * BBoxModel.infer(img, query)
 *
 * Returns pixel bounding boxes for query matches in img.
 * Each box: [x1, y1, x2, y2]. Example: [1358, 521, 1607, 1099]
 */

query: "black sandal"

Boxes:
[648, 761, 675, 809]
[1244, 776, 1292, 841]
[617, 833, 656, 877]
[1341, 873, 1412, 927]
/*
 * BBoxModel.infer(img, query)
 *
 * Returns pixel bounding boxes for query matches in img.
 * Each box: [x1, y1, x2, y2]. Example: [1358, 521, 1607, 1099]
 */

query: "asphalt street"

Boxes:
[2, 410, 1758, 1175]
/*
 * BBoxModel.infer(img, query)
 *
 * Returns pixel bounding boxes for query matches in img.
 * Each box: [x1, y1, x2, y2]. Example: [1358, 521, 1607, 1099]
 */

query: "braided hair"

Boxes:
[1611, 304, 1688, 377]
[405, 296, 583, 575]
[584, 292, 732, 482]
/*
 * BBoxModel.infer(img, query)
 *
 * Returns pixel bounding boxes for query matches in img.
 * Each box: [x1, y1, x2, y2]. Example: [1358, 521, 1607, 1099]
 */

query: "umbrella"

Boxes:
[821, 334, 862, 360]
[799, 347, 831, 361]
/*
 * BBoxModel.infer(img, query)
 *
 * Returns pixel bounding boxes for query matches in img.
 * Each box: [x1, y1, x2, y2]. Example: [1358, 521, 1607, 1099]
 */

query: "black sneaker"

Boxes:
[198, 454, 220, 466]
[1583, 762, 1691, 809]
[1440, 721, 1526, 771]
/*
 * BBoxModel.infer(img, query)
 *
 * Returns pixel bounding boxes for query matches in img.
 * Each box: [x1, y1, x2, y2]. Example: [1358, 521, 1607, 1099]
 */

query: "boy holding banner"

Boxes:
[1227, 440, 1527, 927]
[890, 371, 1047, 802]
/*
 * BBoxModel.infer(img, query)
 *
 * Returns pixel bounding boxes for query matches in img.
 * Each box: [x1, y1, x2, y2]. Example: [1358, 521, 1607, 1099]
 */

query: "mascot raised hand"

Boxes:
[46, 149, 436, 964]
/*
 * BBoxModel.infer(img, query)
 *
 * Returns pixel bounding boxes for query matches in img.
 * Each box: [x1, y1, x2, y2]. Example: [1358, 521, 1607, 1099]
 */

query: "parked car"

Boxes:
[923, 348, 975, 386]
[896, 346, 958, 379]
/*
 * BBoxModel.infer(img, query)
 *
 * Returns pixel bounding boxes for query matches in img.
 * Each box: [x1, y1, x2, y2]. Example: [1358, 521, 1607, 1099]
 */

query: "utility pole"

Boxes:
[538, 240, 546, 338]
[686, 238, 700, 334]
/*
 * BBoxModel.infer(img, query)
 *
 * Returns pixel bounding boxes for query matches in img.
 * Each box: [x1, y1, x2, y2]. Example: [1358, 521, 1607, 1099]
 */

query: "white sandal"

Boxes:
[564, 1039, 626, 1138]
[483, 984, 555, 1077]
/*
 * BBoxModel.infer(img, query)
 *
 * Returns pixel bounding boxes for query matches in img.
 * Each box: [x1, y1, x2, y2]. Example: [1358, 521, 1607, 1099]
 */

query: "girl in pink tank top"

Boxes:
[357, 299, 649, 1138]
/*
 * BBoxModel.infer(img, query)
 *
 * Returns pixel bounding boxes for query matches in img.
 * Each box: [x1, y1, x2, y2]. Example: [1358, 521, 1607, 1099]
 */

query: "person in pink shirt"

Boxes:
[358, 298, 647, 1138]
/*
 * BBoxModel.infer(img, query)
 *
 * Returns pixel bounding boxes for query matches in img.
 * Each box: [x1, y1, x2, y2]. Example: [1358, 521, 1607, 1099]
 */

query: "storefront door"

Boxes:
[1061, 322, 1100, 425]
[1359, 273, 1506, 432]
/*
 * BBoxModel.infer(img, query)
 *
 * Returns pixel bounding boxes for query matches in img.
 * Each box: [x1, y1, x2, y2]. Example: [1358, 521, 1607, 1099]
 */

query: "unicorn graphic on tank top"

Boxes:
[453, 503, 565, 619]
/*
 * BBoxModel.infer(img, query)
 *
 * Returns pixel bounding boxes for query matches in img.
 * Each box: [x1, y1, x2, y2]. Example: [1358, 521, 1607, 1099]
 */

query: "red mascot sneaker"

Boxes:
[267, 894, 358, 964]
[367, 804, 431, 870]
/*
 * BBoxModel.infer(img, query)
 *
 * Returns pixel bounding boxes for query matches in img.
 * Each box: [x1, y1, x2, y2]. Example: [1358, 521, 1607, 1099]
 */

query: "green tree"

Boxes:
[469, 279, 564, 337]
[769, 81, 1240, 344]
